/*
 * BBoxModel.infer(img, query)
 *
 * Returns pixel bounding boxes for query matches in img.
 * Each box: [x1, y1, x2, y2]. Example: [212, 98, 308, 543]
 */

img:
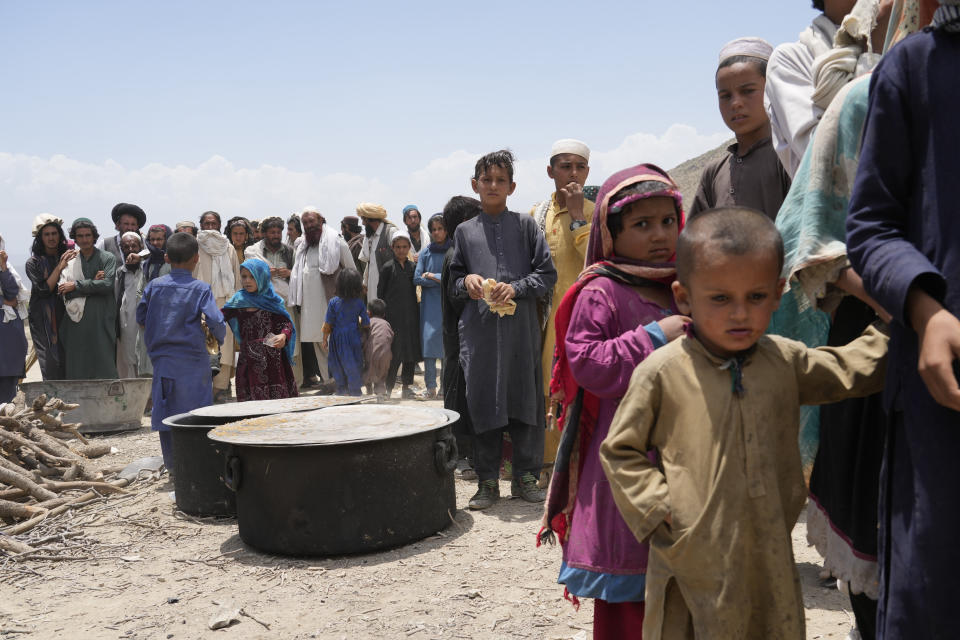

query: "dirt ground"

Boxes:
[1, 376, 855, 639]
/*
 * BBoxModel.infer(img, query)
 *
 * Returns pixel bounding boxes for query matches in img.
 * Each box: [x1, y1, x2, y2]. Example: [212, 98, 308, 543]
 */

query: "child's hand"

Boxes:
[908, 289, 960, 411]
[657, 315, 692, 342]
[321, 337, 329, 352]
[271, 333, 287, 349]
[464, 274, 485, 300]
[94, 270, 105, 280]
[489, 281, 515, 304]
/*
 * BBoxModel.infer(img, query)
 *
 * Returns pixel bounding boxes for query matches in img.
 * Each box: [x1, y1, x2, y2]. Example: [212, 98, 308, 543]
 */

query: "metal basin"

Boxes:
[162, 412, 239, 517]
[209, 405, 459, 556]
[165, 395, 376, 517]
[20, 378, 151, 433]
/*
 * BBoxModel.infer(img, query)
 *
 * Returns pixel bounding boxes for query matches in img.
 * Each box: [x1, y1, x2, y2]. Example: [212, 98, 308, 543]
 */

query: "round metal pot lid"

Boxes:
[207, 405, 459, 447]
[189, 395, 375, 420]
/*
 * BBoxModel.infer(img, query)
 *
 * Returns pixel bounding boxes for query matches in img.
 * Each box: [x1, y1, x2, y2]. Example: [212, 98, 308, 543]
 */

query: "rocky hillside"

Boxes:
[667, 139, 733, 209]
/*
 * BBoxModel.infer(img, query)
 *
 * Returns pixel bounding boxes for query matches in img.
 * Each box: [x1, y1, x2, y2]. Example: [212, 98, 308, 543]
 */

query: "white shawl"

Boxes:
[60, 255, 86, 323]
[289, 226, 341, 307]
[197, 230, 235, 299]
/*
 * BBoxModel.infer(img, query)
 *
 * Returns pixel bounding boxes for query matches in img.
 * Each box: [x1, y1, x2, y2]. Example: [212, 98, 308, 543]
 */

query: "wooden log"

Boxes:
[22, 427, 98, 480]
[0, 499, 46, 520]
[30, 394, 47, 413]
[3, 478, 130, 535]
[0, 466, 58, 501]
[0, 455, 34, 479]
[0, 416, 23, 432]
[0, 533, 36, 555]
[44, 398, 79, 412]
[62, 464, 80, 481]
[75, 444, 110, 459]
[0, 427, 68, 465]
[41, 481, 127, 495]
[57, 423, 88, 445]
[0, 488, 26, 500]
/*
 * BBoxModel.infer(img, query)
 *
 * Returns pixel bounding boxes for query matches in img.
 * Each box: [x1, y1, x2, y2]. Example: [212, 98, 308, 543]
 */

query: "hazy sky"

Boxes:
[0, 1, 818, 267]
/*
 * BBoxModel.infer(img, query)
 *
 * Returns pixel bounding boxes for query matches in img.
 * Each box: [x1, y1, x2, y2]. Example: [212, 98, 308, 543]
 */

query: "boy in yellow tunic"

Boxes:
[531, 139, 594, 480]
[600, 207, 888, 639]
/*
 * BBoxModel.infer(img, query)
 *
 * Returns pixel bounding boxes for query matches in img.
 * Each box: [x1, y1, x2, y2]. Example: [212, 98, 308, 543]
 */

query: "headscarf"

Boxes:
[110, 203, 146, 228]
[425, 214, 451, 253]
[540, 163, 686, 552]
[144, 224, 172, 281]
[223, 259, 296, 362]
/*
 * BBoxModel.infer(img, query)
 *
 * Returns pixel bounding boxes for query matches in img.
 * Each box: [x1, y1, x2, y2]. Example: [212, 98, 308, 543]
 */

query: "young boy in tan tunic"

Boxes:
[600, 207, 888, 640]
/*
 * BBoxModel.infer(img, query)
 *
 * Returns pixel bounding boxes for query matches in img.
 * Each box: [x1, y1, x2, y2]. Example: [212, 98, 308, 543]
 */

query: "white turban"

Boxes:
[550, 139, 590, 161]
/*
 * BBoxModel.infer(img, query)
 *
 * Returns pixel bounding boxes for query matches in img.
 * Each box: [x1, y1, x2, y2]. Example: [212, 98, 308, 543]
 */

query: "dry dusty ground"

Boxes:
[1, 379, 855, 639]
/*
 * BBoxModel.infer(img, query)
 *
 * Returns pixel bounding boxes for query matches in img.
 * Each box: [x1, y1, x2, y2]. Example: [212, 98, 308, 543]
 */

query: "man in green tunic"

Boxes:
[58, 218, 119, 380]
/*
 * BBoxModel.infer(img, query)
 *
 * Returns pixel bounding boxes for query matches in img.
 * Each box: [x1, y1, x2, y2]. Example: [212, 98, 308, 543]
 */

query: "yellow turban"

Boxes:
[356, 202, 387, 220]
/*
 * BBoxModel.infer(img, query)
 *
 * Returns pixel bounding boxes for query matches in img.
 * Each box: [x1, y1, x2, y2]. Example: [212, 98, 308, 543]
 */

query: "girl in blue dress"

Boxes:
[413, 214, 450, 398]
[322, 268, 369, 396]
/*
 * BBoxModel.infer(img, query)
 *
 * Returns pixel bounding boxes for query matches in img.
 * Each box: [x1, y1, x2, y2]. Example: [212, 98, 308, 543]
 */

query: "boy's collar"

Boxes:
[683, 323, 758, 364]
[728, 136, 771, 159]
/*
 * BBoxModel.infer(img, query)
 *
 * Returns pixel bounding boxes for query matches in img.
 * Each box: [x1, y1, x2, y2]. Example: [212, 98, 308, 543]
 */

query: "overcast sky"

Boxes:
[0, 1, 818, 269]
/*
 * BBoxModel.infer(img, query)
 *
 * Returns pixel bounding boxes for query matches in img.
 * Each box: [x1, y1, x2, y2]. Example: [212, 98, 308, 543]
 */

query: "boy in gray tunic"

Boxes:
[448, 150, 558, 510]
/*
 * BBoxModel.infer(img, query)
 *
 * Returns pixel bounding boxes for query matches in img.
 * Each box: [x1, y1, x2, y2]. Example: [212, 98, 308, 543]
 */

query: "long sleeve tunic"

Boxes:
[447, 210, 557, 433]
[600, 327, 887, 640]
[137, 269, 226, 431]
[59, 248, 118, 380]
[24, 253, 66, 379]
[0, 269, 27, 379]
[413, 246, 445, 359]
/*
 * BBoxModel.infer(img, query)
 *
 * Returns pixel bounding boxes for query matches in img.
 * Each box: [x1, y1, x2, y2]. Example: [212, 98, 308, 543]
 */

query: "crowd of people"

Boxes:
[0, 1, 956, 638]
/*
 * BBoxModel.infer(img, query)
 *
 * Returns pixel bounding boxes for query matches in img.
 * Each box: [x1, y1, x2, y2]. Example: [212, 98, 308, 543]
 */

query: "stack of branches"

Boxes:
[0, 394, 130, 556]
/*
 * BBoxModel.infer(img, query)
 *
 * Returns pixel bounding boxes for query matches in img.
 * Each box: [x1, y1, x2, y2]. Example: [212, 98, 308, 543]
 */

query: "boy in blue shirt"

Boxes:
[137, 232, 226, 470]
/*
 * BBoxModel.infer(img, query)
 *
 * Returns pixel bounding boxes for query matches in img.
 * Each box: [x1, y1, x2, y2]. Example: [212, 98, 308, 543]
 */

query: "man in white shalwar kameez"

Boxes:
[115, 232, 144, 379]
[289, 207, 355, 384]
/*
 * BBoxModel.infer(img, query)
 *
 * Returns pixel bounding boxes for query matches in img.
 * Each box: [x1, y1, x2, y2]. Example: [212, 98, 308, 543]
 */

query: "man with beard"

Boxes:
[101, 203, 146, 264]
[289, 207, 354, 389]
[246, 216, 302, 384]
[402, 205, 424, 261]
[115, 231, 144, 378]
[340, 216, 364, 271]
[194, 210, 241, 402]
[59, 218, 118, 380]
[357, 203, 398, 304]
[135, 225, 172, 382]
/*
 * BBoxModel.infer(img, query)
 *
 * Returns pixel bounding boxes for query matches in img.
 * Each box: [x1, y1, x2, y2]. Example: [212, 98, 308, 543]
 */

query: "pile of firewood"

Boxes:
[0, 394, 129, 555]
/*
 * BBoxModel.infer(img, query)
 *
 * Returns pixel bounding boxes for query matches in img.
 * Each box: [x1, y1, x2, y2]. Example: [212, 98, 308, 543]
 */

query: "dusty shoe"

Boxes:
[401, 386, 416, 400]
[511, 472, 546, 503]
[468, 479, 499, 510]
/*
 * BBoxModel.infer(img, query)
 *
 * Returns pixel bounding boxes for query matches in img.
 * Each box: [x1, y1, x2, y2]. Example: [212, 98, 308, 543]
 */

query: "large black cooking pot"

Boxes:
[162, 395, 374, 517]
[208, 405, 459, 556]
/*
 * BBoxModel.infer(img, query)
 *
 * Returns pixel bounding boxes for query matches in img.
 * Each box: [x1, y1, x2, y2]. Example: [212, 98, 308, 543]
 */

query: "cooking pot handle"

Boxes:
[434, 433, 458, 474]
[224, 455, 242, 492]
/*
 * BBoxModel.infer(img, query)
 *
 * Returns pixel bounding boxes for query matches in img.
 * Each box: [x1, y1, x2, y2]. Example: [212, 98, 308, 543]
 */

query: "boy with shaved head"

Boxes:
[600, 208, 888, 639]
